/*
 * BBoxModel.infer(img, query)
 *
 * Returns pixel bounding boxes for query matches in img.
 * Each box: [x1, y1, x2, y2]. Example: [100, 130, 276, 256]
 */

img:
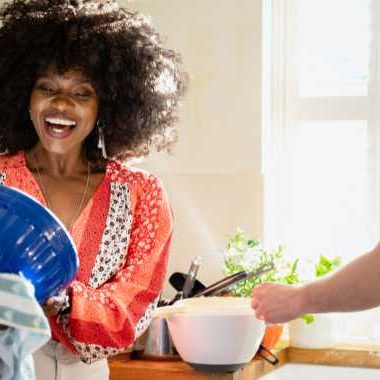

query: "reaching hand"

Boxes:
[251, 283, 306, 324]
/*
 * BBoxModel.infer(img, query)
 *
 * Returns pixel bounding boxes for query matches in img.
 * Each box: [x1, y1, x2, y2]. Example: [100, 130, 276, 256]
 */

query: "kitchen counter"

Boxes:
[108, 348, 288, 380]
[288, 346, 380, 369]
[108, 346, 380, 380]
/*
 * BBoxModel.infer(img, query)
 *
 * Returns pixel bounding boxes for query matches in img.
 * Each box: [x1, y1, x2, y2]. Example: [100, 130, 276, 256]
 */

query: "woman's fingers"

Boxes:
[43, 296, 65, 317]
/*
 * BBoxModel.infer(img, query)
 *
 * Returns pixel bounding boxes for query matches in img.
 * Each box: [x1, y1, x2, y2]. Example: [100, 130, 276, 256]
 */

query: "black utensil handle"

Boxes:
[169, 272, 207, 294]
[192, 271, 247, 297]
[168, 291, 183, 305]
[192, 263, 275, 298]
[257, 344, 280, 366]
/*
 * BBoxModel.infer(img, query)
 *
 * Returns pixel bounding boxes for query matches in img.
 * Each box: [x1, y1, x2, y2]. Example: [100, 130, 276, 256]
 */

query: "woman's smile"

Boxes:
[43, 113, 77, 139]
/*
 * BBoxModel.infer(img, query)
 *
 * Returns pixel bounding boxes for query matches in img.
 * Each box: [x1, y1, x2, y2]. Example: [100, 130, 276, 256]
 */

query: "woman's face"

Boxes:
[29, 66, 99, 155]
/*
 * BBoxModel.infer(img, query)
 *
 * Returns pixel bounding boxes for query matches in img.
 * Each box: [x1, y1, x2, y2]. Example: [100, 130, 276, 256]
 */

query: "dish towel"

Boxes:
[0, 273, 51, 380]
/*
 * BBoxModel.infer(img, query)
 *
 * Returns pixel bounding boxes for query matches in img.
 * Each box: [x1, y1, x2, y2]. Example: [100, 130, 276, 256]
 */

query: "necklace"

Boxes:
[33, 153, 91, 228]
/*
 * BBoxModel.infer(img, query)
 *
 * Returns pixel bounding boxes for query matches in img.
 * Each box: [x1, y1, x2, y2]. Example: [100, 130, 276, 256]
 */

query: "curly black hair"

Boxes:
[0, 0, 187, 165]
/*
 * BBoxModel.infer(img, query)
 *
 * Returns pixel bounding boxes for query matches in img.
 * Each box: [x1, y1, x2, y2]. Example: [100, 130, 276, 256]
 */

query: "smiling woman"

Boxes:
[26, 67, 101, 229]
[28, 67, 101, 229]
[0, 0, 187, 379]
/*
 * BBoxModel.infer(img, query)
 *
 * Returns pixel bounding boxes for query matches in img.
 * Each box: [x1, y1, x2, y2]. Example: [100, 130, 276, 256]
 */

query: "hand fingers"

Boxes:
[46, 295, 65, 307]
[43, 297, 65, 317]
[46, 297, 54, 305]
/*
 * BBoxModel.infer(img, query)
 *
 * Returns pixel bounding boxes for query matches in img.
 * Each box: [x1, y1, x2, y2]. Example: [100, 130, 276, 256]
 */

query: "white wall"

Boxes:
[125, 0, 264, 296]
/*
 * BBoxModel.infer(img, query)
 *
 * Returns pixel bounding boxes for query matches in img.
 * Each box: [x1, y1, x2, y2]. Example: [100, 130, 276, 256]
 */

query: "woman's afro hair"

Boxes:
[0, 0, 187, 164]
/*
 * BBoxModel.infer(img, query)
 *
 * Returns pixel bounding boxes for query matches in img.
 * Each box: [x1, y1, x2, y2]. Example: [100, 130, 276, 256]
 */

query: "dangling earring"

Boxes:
[97, 120, 107, 159]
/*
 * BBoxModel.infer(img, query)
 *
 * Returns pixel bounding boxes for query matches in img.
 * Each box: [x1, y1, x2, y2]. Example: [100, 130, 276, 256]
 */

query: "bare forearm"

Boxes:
[302, 244, 380, 314]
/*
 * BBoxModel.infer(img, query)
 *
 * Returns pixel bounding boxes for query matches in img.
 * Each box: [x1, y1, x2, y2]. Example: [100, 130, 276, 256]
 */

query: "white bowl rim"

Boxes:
[154, 296, 259, 318]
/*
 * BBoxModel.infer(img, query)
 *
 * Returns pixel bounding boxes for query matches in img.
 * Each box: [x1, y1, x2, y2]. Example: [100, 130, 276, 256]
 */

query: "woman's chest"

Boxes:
[41, 172, 105, 230]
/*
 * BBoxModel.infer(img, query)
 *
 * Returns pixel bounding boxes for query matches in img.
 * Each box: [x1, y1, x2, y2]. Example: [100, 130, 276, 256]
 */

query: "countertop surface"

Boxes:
[109, 348, 287, 380]
[108, 346, 380, 380]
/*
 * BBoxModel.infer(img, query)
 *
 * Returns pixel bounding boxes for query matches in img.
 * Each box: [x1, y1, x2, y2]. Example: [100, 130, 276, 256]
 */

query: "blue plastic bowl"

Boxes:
[0, 185, 79, 304]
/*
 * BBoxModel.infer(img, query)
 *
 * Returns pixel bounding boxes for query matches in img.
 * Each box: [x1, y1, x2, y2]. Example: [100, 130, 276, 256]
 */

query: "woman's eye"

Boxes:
[74, 91, 90, 98]
[37, 84, 55, 94]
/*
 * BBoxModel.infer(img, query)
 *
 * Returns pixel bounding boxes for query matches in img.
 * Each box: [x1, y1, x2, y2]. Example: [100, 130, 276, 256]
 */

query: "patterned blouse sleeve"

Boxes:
[55, 173, 173, 363]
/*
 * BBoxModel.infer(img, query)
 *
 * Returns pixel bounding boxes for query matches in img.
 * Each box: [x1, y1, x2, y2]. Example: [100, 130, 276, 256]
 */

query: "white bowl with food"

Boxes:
[155, 297, 265, 372]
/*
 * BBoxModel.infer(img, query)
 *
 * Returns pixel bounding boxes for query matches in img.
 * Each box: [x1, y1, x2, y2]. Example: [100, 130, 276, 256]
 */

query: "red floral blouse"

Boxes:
[0, 151, 173, 363]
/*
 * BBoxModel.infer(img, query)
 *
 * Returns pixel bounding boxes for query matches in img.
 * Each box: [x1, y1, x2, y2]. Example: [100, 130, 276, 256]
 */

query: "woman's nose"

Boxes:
[50, 93, 75, 110]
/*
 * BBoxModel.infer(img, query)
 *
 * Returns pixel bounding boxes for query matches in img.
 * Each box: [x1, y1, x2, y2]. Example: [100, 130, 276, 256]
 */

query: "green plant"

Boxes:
[222, 228, 341, 324]
[223, 228, 296, 296]
[315, 255, 341, 277]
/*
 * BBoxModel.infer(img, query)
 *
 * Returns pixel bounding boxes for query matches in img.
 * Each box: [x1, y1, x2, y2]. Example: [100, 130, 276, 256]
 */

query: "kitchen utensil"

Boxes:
[136, 317, 177, 358]
[0, 186, 79, 304]
[192, 263, 274, 298]
[166, 256, 203, 305]
[163, 297, 267, 372]
[256, 345, 279, 365]
[181, 256, 201, 298]
[169, 272, 206, 296]
[133, 302, 184, 359]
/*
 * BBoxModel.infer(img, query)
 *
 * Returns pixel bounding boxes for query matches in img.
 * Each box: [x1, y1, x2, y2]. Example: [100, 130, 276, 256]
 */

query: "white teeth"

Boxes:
[45, 117, 76, 126]
[52, 127, 66, 134]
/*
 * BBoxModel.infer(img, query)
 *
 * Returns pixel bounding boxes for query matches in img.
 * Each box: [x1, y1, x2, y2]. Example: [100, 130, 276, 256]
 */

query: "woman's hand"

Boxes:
[42, 293, 69, 318]
[251, 283, 307, 324]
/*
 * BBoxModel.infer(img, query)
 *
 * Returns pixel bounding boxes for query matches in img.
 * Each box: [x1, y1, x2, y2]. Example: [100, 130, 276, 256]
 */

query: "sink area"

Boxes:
[261, 363, 380, 380]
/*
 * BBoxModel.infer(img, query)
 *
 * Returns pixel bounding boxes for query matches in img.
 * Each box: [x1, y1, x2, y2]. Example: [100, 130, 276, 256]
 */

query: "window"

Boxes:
[264, 0, 373, 264]
[263, 0, 380, 344]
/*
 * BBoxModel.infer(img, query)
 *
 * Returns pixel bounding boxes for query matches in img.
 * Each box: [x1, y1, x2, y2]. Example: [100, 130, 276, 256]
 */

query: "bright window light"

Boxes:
[298, 0, 370, 97]
[287, 121, 370, 262]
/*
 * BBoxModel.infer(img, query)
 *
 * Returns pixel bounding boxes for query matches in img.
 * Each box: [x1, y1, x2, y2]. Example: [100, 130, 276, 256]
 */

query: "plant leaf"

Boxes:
[300, 314, 315, 324]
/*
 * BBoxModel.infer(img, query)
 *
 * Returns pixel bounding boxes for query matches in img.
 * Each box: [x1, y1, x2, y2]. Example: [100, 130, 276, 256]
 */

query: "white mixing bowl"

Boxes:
[162, 297, 265, 372]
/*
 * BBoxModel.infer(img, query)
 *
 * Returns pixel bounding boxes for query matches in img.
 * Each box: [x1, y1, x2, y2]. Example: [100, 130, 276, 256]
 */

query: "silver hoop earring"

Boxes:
[97, 121, 107, 159]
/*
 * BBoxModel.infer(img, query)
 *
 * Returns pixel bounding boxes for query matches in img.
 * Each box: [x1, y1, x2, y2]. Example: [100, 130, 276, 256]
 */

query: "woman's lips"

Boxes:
[44, 121, 75, 139]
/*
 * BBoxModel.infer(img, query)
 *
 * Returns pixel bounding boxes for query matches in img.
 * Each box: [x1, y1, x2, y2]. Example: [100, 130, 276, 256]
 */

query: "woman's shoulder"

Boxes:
[0, 151, 25, 172]
[107, 160, 164, 191]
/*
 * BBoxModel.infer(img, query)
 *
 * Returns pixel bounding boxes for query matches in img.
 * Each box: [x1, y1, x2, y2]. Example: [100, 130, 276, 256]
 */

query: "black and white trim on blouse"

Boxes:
[88, 182, 133, 288]
[0, 172, 5, 185]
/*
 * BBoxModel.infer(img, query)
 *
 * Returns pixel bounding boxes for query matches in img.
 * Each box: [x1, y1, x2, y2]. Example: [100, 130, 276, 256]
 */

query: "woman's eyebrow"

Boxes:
[36, 75, 92, 85]
[71, 78, 93, 86]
